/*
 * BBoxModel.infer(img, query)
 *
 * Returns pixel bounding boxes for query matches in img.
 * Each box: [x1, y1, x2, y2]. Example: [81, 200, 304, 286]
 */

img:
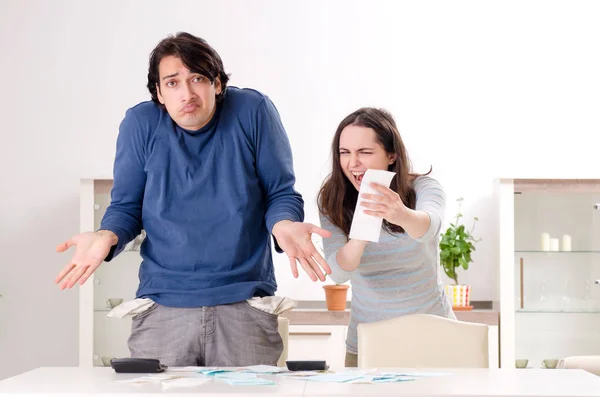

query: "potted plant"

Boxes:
[311, 235, 351, 311]
[323, 282, 349, 311]
[439, 198, 481, 310]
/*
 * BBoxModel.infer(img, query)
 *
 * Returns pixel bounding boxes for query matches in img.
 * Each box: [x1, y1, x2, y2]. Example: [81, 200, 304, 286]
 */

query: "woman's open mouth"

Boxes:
[351, 171, 365, 184]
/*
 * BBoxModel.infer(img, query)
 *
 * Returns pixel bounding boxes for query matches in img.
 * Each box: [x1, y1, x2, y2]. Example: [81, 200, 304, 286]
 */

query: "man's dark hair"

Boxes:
[147, 32, 230, 106]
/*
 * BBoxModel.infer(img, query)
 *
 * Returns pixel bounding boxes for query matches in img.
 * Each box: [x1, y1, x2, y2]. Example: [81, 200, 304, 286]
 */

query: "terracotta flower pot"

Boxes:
[323, 284, 349, 311]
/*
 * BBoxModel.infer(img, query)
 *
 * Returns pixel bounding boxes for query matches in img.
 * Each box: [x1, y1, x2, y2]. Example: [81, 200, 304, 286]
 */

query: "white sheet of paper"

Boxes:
[116, 374, 180, 384]
[349, 169, 396, 242]
[161, 377, 210, 389]
[241, 365, 286, 374]
[168, 366, 205, 372]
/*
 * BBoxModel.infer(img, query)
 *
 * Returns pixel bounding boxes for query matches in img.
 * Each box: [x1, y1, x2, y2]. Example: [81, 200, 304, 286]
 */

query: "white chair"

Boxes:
[557, 356, 600, 376]
[277, 317, 289, 367]
[357, 313, 489, 368]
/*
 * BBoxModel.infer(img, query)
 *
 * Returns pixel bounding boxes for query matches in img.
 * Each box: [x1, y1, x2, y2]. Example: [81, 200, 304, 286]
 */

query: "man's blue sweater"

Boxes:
[100, 87, 304, 307]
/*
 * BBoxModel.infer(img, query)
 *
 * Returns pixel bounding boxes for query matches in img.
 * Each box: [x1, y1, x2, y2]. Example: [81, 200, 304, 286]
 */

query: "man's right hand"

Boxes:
[55, 230, 118, 290]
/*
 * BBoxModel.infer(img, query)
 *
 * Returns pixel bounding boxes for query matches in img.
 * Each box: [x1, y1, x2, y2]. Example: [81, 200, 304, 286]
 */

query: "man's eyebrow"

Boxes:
[162, 72, 178, 81]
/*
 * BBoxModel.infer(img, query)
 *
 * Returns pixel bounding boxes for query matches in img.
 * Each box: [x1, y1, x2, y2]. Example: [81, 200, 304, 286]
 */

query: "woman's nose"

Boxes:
[349, 153, 360, 168]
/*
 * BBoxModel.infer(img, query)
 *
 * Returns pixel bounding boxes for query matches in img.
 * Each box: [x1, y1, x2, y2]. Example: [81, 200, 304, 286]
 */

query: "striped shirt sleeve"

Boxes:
[319, 213, 354, 284]
[412, 176, 446, 243]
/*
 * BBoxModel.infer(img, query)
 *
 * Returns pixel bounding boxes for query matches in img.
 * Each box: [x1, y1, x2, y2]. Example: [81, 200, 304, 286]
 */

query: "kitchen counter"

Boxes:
[282, 308, 499, 326]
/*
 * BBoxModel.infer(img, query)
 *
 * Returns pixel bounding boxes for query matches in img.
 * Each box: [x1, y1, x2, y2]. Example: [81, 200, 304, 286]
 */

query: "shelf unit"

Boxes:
[79, 179, 142, 367]
[498, 178, 600, 368]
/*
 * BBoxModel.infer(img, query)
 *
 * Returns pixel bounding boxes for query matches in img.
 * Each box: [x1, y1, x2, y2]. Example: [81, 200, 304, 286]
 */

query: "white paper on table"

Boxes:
[168, 366, 205, 372]
[277, 370, 326, 377]
[306, 373, 363, 383]
[161, 377, 210, 389]
[223, 378, 275, 386]
[214, 372, 256, 379]
[115, 374, 180, 384]
[241, 365, 286, 374]
[348, 169, 396, 242]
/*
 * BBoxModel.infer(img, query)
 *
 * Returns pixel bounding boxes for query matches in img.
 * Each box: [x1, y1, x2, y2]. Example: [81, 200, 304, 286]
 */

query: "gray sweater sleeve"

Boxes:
[319, 213, 354, 284]
[412, 176, 446, 243]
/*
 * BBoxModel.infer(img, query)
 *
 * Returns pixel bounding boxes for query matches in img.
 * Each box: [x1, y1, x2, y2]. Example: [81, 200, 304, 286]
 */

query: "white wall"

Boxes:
[1, 0, 600, 380]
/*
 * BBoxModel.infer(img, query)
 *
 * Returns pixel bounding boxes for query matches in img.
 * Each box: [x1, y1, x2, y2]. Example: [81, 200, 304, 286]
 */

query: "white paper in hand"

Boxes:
[349, 169, 396, 242]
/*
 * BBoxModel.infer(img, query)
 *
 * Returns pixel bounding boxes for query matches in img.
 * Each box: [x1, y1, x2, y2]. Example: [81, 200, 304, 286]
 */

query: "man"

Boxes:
[55, 32, 331, 367]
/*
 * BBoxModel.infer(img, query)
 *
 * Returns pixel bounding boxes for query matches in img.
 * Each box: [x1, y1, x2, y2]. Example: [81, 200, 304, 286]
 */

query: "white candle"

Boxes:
[541, 233, 550, 251]
[562, 235, 572, 252]
[550, 238, 559, 252]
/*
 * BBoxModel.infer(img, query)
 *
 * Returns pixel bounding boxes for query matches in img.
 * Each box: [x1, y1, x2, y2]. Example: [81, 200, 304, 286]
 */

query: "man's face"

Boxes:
[156, 55, 221, 131]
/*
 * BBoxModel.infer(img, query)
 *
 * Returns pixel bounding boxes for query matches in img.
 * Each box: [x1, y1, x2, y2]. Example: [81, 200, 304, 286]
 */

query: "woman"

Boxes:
[317, 107, 455, 367]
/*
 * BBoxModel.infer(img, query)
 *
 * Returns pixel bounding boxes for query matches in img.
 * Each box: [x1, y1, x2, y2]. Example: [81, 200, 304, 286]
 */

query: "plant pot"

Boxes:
[444, 284, 472, 309]
[323, 284, 349, 311]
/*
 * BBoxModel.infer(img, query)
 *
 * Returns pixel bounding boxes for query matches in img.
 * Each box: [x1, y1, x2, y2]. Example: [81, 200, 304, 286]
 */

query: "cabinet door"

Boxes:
[488, 325, 499, 369]
[513, 189, 600, 366]
[500, 179, 600, 368]
[287, 325, 347, 369]
[82, 179, 143, 366]
[92, 312, 131, 367]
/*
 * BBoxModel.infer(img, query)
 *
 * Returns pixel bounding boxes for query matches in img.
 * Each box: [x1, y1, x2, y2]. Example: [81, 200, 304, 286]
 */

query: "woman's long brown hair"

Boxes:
[317, 108, 430, 238]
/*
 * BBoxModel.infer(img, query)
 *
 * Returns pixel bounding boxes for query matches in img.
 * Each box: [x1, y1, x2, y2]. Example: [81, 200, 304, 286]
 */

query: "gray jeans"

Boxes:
[345, 352, 358, 367]
[128, 300, 283, 367]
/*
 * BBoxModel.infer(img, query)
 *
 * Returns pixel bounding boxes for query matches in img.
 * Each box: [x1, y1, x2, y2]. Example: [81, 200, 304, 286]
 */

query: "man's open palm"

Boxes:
[55, 231, 116, 289]
[272, 221, 332, 282]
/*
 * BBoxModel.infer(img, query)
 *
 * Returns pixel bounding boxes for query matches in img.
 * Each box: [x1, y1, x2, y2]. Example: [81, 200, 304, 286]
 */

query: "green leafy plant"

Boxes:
[439, 198, 481, 285]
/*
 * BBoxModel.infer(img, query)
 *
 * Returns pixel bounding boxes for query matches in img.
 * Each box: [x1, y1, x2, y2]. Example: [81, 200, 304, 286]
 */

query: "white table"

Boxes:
[303, 368, 600, 396]
[0, 367, 599, 396]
